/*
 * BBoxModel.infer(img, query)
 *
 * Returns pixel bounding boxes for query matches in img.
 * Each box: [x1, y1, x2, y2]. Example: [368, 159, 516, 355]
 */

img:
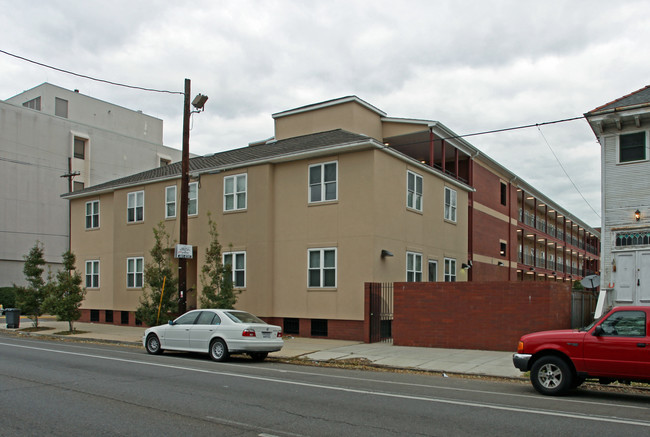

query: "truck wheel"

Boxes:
[530, 356, 573, 396]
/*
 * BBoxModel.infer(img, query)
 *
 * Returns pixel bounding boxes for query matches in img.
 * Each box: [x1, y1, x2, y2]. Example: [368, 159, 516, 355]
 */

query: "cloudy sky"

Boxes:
[1, 0, 648, 228]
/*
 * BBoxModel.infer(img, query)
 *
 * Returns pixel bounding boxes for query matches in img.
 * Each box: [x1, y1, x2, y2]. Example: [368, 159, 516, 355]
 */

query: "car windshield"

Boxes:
[579, 312, 606, 332]
[224, 311, 265, 324]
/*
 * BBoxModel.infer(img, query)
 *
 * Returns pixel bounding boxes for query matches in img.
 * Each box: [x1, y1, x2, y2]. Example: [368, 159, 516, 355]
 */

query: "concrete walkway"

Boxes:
[0, 316, 523, 378]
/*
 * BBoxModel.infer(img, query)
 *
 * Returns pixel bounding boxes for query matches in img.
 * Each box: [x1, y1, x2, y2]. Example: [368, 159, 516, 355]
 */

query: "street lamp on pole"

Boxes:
[178, 78, 207, 314]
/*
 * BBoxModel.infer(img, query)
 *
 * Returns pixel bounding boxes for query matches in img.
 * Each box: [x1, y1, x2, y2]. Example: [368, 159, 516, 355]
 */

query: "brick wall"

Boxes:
[392, 281, 571, 351]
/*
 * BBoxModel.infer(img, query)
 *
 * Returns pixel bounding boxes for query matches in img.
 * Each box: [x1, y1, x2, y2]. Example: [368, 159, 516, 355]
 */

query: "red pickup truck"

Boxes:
[513, 306, 650, 395]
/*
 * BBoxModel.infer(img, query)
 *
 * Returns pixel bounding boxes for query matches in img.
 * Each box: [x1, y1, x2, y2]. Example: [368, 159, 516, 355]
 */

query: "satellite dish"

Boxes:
[580, 275, 600, 289]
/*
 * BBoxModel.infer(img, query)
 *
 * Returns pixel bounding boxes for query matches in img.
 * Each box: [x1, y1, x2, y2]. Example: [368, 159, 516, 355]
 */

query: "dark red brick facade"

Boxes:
[392, 281, 571, 351]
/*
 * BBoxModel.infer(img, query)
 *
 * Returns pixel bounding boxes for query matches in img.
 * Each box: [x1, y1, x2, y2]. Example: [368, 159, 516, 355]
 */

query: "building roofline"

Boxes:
[5, 82, 163, 122]
[586, 85, 650, 115]
[272, 95, 387, 119]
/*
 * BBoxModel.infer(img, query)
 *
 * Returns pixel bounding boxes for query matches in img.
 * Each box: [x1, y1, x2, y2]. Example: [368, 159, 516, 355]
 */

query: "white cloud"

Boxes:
[2, 0, 649, 228]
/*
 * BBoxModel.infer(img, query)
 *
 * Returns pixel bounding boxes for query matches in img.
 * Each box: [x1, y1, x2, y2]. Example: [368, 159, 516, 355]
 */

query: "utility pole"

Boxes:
[61, 158, 80, 250]
[177, 79, 208, 314]
[178, 78, 191, 314]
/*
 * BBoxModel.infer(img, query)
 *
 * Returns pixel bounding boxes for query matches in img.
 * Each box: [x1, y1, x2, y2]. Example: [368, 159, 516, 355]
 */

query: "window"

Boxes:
[195, 311, 221, 325]
[85, 200, 99, 229]
[73, 181, 85, 192]
[74, 137, 86, 159]
[55, 97, 68, 118]
[500, 182, 507, 206]
[23, 96, 41, 110]
[444, 258, 457, 282]
[127, 257, 144, 288]
[224, 174, 247, 211]
[619, 132, 646, 163]
[127, 191, 144, 223]
[444, 187, 457, 222]
[311, 319, 328, 337]
[309, 162, 337, 203]
[223, 251, 246, 288]
[85, 260, 99, 288]
[500, 242, 507, 257]
[407, 171, 423, 211]
[598, 311, 646, 337]
[159, 158, 171, 166]
[406, 252, 423, 282]
[188, 182, 198, 216]
[165, 186, 176, 218]
[428, 260, 438, 282]
[308, 248, 337, 288]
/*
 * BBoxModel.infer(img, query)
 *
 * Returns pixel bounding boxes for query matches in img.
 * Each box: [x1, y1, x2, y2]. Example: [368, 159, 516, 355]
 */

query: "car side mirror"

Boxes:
[594, 325, 604, 336]
[168, 320, 175, 326]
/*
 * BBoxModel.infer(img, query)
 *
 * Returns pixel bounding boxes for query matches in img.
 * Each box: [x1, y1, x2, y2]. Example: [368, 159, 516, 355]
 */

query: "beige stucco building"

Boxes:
[64, 97, 471, 338]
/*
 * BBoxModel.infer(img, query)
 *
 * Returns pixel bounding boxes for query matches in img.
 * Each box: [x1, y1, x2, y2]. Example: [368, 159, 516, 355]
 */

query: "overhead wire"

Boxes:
[0, 49, 184, 95]
[536, 126, 601, 219]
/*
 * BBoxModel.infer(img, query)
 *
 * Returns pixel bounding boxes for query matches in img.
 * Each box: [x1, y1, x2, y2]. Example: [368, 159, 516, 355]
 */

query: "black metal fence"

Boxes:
[368, 282, 393, 343]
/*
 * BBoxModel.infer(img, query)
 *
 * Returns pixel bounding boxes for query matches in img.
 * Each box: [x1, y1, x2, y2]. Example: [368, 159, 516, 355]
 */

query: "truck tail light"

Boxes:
[517, 341, 524, 354]
[242, 328, 256, 337]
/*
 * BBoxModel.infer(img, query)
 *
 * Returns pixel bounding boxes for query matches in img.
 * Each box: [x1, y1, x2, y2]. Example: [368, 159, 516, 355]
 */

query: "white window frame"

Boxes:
[165, 186, 176, 219]
[618, 131, 648, 164]
[224, 174, 247, 211]
[309, 161, 338, 203]
[308, 248, 337, 288]
[127, 191, 144, 223]
[85, 260, 100, 288]
[444, 258, 457, 282]
[407, 171, 423, 211]
[188, 181, 198, 216]
[444, 187, 457, 222]
[223, 251, 246, 288]
[126, 257, 144, 288]
[406, 252, 423, 282]
[85, 200, 99, 229]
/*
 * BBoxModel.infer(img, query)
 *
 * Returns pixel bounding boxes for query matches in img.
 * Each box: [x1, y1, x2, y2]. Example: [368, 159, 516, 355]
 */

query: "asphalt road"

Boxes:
[1, 334, 650, 436]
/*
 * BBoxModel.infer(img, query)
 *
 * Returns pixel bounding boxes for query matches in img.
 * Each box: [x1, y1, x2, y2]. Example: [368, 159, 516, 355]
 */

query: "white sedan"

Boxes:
[143, 309, 283, 362]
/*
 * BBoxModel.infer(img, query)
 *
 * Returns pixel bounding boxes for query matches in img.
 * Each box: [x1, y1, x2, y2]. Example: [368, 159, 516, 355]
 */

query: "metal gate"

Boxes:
[369, 282, 393, 343]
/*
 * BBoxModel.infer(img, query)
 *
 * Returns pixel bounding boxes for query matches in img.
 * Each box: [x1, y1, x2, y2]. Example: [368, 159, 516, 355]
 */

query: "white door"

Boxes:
[614, 250, 650, 305]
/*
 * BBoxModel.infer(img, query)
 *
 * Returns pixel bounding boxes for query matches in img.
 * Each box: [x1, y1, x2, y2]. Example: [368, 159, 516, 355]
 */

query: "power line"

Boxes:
[452, 116, 584, 140]
[536, 126, 601, 219]
[0, 49, 184, 95]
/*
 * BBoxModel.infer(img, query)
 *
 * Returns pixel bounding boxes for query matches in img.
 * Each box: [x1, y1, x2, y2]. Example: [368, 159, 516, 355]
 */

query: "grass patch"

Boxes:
[53, 330, 89, 336]
[19, 326, 54, 333]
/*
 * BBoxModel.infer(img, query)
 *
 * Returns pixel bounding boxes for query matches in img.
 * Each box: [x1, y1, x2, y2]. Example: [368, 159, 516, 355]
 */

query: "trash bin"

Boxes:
[5, 308, 20, 329]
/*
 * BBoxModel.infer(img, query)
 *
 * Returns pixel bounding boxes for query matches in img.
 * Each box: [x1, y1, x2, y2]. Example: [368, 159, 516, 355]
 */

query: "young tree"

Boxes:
[43, 250, 86, 333]
[136, 222, 178, 326]
[200, 213, 238, 309]
[15, 242, 50, 328]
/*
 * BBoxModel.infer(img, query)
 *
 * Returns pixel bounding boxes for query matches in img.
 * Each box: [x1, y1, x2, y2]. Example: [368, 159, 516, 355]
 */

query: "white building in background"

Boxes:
[1, 83, 182, 286]
[585, 85, 650, 315]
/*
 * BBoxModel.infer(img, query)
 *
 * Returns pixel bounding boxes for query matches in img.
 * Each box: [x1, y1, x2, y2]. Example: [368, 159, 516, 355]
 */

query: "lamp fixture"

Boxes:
[191, 93, 209, 112]
[635, 209, 641, 221]
[497, 262, 504, 266]
[461, 260, 473, 270]
[380, 249, 394, 258]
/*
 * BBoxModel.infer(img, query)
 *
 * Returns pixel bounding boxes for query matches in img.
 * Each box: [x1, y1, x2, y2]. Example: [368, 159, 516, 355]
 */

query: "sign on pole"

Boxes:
[175, 244, 193, 259]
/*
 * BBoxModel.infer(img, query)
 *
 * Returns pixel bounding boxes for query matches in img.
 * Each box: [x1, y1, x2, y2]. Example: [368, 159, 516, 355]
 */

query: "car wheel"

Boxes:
[209, 338, 229, 362]
[145, 334, 163, 355]
[250, 352, 268, 362]
[530, 355, 573, 396]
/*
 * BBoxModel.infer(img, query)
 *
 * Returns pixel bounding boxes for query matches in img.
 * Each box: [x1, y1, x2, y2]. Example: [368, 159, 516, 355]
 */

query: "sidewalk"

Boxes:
[0, 316, 523, 379]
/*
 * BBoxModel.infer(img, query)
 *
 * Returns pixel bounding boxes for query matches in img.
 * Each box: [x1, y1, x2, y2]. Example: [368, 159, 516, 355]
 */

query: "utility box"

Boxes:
[5, 308, 20, 329]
